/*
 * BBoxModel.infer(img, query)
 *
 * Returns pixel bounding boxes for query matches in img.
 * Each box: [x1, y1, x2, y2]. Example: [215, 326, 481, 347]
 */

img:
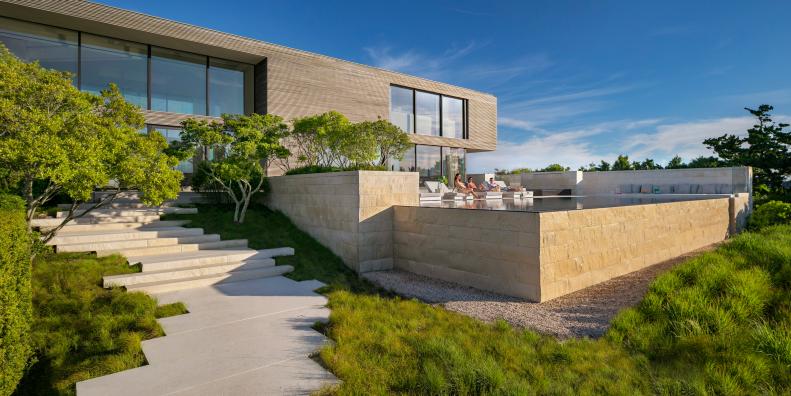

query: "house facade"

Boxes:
[0, 0, 497, 180]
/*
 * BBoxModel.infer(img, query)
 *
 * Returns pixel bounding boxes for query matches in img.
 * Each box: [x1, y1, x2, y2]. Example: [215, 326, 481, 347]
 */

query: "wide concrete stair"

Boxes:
[41, 200, 295, 294]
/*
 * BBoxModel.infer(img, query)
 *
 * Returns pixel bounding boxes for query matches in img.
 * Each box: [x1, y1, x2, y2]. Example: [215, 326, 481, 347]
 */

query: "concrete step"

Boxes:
[32, 215, 162, 228]
[103, 239, 248, 258]
[125, 265, 294, 294]
[103, 259, 276, 287]
[47, 227, 203, 245]
[131, 249, 261, 272]
[56, 234, 221, 253]
[55, 207, 197, 218]
[57, 202, 175, 210]
[51, 220, 191, 233]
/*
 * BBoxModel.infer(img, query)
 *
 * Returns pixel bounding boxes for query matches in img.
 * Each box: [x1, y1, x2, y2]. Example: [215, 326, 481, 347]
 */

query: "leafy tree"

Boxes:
[538, 164, 570, 172]
[612, 155, 634, 171]
[0, 45, 182, 241]
[290, 111, 352, 168]
[580, 160, 612, 172]
[666, 155, 685, 169]
[633, 158, 662, 170]
[704, 105, 791, 191]
[364, 119, 411, 167]
[177, 114, 289, 223]
[686, 156, 724, 169]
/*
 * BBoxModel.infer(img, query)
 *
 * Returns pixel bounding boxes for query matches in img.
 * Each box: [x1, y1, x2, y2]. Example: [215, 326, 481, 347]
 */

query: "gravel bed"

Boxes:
[363, 246, 716, 339]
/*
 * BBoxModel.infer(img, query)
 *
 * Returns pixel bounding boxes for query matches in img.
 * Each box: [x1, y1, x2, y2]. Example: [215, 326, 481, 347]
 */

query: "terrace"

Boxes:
[264, 166, 753, 302]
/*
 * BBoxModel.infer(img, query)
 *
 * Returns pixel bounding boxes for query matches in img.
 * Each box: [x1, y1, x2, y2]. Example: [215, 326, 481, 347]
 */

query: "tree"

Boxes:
[686, 156, 724, 169]
[704, 105, 791, 191]
[666, 155, 685, 169]
[612, 155, 633, 171]
[635, 158, 662, 170]
[290, 111, 352, 168]
[0, 45, 182, 241]
[365, 119, 411, 167]
[538, 164, 570, 172]
[177, 113, 290, 223]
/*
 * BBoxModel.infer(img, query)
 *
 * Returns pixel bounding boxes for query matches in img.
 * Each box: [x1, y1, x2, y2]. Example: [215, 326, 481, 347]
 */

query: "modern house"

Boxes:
[0, 0, 497, 180]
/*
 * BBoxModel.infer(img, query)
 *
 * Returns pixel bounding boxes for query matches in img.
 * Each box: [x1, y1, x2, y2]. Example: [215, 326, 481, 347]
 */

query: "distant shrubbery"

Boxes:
[748, 200, 791, 230]
[0, 194, 32, 396]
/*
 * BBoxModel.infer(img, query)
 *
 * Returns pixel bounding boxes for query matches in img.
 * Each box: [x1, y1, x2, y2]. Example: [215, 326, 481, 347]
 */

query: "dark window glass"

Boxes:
[415, 91, 440, 136]
[390, 86, 414, 133]
[148, 126, 193, 174]
[80, 33, 147, 108]
[442, 147, 466, 181]
[442, 97, 464, 139]
[151, 47, 206, 115]
[416, 145, 442, 182]
[0, 16, 78, 83]
[209, 58, 252, 116]
[387, 144, 416, 172]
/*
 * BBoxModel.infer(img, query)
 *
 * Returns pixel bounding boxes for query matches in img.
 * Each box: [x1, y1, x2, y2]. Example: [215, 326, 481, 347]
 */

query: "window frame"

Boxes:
[390, 84, 468, 139]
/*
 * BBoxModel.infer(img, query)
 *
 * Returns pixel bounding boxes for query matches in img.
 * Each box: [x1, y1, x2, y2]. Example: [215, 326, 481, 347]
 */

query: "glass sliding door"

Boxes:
[150, 47, 206, 115]
[148, 126, 193, 174]
[442, 147, 466, 182]
[389, 86, 414, 133]
[209, 58, 252, 116]
[0, 16, 78, 83]
[416, 145, 442, 183]
[80, 33, 147, 108]
[387, 144, 415, 172]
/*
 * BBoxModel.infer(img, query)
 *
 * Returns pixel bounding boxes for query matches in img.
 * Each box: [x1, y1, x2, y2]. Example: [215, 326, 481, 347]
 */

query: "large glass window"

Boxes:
[80, 33, 147, 107]
[387, 145, 416, 172]
[148, 126, 193, 174]
[151, 47, 206, 115]
[416, 145, 442, 182]
[209, 58, 251, 116]
[389, 86, 414, 133]
[415, 91, 440, 136]
[0, 16, 78, 83]
[443, 147, 466, 181]
[442, 96, 464, 139]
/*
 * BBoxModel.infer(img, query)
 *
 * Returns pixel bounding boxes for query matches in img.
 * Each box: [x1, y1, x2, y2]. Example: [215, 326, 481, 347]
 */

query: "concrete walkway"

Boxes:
[77, 276, 337, 395]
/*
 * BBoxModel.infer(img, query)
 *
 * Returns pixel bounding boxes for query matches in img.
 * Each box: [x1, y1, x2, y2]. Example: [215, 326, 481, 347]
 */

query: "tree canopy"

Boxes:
[0, 45, 182, 240]
[704, 104, 791, 191]
[176, 113, 290, 223]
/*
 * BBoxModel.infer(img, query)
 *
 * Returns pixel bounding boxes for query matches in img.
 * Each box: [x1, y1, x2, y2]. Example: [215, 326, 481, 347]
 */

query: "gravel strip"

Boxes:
[363, 245, 718, 339]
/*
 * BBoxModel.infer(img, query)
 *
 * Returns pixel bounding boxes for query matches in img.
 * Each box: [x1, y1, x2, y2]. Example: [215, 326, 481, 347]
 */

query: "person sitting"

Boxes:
[466, 176, 479, 191]
[487, 177, 502, 192]
[454, 173, 474, 194]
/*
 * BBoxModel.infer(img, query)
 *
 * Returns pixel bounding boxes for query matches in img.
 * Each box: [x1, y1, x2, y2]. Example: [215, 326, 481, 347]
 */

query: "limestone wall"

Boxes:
[579, 167, 752, 195]
[268, 171, 418, 272]
[538, 197, 733, 301]
[393, 207, 542, 300]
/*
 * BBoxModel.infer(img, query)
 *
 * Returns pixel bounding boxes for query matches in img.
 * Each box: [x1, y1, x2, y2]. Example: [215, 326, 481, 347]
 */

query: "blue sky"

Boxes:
[100, 0, 791, 172]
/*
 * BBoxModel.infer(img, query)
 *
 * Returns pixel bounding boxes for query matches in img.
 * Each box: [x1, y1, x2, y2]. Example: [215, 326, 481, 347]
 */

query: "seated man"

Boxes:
[478, 177, 501, 192]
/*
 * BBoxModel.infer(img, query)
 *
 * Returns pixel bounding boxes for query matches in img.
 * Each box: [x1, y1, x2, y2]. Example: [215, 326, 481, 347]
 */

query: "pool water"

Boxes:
[419, 194, 728, 212]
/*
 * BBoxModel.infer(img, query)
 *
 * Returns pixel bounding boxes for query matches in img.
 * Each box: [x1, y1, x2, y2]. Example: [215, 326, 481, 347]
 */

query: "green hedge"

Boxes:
[284, 164, 387, 175]
[748, 200, 791, 230]
[0, 196, 32, 396]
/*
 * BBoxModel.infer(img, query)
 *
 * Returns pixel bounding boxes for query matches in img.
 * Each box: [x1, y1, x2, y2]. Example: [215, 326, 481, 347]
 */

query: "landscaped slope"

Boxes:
[15, 253, 186, 396]
[166, 205, 791, 395]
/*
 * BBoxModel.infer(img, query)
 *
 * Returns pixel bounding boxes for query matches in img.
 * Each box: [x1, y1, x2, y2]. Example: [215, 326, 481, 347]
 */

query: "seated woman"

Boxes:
[455, 174, 474, 194]
[466, 176, 479, 191]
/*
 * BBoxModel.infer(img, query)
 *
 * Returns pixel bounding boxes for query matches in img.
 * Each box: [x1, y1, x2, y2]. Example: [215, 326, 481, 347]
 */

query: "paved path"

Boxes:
[77, 276, 337, 395]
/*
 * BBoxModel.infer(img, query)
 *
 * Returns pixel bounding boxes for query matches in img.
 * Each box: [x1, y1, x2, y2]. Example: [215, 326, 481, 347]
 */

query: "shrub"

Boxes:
[285, 164, 386, 176]
[748, 200, 791, 230]
[0, 205, 33, 395]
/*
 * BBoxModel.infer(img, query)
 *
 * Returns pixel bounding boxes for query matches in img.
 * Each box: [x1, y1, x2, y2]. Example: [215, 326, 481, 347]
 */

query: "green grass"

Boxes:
[15, 252, 188, 396]
[166, 205, 791, 395]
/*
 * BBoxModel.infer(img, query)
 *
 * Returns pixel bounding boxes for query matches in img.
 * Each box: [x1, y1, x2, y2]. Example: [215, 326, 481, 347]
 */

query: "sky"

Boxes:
[100, 0, 791, 173]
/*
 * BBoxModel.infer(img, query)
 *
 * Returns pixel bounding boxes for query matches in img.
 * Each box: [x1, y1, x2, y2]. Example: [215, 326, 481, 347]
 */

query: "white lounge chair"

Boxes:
[420, 181, 442, 202]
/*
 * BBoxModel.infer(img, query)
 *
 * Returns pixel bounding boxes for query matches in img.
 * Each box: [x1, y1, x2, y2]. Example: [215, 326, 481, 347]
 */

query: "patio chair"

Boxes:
[420, 181, 442, 202]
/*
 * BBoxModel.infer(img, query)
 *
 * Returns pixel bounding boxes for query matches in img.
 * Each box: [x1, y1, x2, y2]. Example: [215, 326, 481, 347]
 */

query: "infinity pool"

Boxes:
[419, 194, 729, 212]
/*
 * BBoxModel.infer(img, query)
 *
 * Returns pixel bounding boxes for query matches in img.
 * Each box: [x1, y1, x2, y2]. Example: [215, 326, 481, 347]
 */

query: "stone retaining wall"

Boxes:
[393, 195, 743, 302]
[267, 171, 418, 272]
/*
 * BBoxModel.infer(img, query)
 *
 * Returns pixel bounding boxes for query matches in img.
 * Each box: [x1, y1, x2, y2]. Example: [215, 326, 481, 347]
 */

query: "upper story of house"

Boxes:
[0, 0, 497, 153]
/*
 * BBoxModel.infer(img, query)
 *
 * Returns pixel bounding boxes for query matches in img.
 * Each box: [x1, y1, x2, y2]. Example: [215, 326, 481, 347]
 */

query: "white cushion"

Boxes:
[424, 181, 440, 193]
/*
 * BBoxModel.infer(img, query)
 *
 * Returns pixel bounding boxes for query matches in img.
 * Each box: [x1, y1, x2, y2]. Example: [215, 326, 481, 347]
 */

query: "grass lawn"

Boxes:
[15, 253, 186, 396]
[167, 205, 791, 395]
